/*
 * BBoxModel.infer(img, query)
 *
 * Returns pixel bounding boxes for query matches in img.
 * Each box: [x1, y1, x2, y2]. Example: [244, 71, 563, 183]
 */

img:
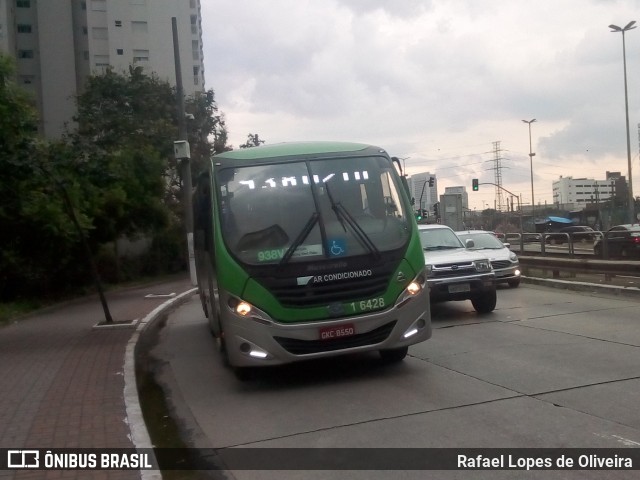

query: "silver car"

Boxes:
[457, 230, 521, 288]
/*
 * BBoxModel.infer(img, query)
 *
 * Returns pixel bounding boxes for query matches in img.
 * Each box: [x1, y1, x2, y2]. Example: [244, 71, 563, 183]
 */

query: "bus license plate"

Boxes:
[319, 324, 355, 341]
[449, 283, 470, 293]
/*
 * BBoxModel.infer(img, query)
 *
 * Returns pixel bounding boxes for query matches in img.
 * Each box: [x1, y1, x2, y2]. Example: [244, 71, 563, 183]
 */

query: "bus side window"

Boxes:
[194, 173, 213, 252]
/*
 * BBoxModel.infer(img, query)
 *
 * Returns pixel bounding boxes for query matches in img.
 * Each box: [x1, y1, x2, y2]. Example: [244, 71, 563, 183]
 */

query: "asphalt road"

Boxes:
[149, 284, 640, 479]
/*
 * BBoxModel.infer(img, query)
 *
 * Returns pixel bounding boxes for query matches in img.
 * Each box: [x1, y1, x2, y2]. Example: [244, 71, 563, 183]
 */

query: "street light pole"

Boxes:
[172, 17, 196, 285]
[522, 119, 536, 220]
[609, 21, 636, 224]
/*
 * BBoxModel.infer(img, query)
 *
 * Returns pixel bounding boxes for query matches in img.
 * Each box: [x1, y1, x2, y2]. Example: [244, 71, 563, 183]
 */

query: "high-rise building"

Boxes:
[408, 172, 437, 211]
[0, 0, 205, 138]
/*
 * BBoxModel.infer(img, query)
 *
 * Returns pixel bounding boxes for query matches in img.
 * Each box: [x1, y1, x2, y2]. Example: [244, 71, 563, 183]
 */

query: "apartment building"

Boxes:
[0, 0, 205, 138]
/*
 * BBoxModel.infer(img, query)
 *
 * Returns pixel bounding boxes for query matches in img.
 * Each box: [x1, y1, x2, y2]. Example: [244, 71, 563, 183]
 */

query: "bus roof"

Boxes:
[214, 141, 385, 161]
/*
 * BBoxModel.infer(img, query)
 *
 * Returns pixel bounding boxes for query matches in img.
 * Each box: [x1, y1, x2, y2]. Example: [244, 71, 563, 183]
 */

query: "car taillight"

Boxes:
[632, 235, 640, 244]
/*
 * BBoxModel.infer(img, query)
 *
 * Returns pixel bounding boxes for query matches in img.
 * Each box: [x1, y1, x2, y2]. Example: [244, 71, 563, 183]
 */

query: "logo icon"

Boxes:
[8, 450, 40, 468]
[328, 239, 346, 257]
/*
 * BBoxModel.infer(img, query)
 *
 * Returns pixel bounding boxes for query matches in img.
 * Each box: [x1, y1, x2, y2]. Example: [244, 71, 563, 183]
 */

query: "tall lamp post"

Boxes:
[609, 21, 636, 224]
[522, 118, 537, 219]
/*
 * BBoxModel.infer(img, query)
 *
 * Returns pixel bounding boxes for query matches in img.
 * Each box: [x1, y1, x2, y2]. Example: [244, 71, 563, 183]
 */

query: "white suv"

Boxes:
[418, 224, 497, 314]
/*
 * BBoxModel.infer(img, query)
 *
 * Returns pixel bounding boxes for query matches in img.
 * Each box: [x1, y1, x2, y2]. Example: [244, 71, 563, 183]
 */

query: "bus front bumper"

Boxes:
[219, 289, 431, 367]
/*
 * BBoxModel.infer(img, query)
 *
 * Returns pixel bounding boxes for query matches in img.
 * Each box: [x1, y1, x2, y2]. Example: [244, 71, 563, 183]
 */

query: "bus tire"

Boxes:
[217, 334, 231, 367]
[379, 346, 409, 363]
[198, 290, 210, 319]
[233, 367, 256, 381]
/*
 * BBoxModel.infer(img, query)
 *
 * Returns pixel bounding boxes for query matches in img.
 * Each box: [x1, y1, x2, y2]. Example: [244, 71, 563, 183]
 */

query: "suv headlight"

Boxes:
[473, 259, 492, 272]
[509, 252, 518, 262]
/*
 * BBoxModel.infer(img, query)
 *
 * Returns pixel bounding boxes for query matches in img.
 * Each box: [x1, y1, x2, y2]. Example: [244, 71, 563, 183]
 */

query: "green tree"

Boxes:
[0, 60, 231, 299]
[0, 55, 72, 298]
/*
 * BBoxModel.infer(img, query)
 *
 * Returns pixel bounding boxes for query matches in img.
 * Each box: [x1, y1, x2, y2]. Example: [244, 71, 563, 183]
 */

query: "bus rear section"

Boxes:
[193, 142, 431, 371]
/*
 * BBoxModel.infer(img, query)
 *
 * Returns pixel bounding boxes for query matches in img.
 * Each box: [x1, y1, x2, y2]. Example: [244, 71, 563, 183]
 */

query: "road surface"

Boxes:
[147, 283, 640, 479]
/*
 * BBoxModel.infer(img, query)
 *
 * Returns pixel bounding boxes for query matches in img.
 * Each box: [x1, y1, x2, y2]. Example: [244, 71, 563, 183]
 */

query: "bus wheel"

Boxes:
[200, 295, 209, 318]
[233, 367, 256, 381]
[218, 333, 231, 367]
[379, 346, 408, 363]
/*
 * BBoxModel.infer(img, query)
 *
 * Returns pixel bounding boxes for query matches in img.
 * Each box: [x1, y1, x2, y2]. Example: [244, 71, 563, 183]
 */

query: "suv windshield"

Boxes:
[458, 232, 504, 249]
[419, 227, 465, 250]
[217, 155, 410, 265]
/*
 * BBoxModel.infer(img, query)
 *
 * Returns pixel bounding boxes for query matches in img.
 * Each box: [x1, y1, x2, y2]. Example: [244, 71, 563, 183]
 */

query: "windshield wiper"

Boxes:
[335, 202, 381, 259]
[279, 212, 319, 266]
[424, 245, 460, 251]
[324, 182, 380, 259]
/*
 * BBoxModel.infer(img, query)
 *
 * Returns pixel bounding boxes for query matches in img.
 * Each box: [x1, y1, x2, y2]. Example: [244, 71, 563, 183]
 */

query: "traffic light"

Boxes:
[428, 177, 434, 187]
[472, 178, 479, 191]
[433, 202, 439, 217]
[415, 210, 422, 221]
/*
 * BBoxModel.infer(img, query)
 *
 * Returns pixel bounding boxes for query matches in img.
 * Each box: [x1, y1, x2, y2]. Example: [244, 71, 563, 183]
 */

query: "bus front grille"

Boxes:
[273, 321, 396, 355]
[266, 274, 390, 308]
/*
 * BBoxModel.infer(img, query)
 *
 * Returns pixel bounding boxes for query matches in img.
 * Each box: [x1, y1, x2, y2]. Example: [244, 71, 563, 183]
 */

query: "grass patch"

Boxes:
[0, 300, 43, 326]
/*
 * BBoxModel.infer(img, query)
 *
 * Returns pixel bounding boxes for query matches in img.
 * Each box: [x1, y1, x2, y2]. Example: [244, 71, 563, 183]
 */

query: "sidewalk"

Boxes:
[0, 275, 196, 480]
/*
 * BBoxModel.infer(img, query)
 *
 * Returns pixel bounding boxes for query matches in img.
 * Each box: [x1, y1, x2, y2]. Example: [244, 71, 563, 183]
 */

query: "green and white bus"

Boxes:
[193, 141, 431, 374]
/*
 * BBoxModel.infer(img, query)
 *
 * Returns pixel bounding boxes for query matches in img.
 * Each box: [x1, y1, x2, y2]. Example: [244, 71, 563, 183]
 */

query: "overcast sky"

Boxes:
[200, 0, 640, 210]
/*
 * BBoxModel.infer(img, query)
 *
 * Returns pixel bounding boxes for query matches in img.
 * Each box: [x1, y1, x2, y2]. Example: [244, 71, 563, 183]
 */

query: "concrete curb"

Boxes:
[522, 275, 640, 298]
[123, 287, 198, 480]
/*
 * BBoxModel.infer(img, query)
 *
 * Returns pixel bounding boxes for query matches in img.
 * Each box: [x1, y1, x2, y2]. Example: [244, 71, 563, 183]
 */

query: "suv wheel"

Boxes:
[471, 289, 497, 314]
[508, 278, 520, 288]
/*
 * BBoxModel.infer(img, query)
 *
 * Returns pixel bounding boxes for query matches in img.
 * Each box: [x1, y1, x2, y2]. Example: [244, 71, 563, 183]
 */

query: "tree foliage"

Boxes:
[0, 58, 230, 300]
[239, 133, 265, 148]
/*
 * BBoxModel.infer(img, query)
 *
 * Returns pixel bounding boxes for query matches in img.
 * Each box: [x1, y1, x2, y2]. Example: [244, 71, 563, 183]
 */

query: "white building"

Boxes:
[408, 172, 437, 212]
[552, 172, 627, 209]
[1, 0, 205, 138]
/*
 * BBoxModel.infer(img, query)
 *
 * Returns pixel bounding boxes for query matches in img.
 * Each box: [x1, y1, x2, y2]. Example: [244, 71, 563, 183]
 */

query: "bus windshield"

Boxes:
[218, 155, 411, 265]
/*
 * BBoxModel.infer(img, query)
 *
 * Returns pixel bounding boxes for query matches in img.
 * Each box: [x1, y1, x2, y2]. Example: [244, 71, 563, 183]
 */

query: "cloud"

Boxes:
[201, 0, 640, 207]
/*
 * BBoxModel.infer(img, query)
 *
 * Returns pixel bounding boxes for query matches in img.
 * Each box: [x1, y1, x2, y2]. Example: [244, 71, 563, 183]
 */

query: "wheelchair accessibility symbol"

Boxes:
[328, 239, 346, 257]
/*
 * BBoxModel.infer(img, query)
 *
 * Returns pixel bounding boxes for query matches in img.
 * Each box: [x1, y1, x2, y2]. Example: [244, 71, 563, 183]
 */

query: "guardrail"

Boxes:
[517, 255, 640, 280]
[502, 230, 637, 260]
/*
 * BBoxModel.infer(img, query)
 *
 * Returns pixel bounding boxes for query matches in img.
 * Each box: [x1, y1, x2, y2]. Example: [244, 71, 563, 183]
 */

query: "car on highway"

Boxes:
[593, 224, 640, 258]
[545, 225, 597, 245]
[456, 230, 521, 288]
[418, 224, 497, 313]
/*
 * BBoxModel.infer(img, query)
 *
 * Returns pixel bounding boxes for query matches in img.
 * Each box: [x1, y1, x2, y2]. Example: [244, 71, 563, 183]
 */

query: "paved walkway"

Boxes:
[0, 276, 195, 480]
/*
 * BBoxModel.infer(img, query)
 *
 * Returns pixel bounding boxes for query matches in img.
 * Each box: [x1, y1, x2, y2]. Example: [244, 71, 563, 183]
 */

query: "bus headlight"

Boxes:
[396, 274, 426, 308]
[228, 297, 253, 316]
[236, 301, 252, 316]
[407, 281, 422, 295]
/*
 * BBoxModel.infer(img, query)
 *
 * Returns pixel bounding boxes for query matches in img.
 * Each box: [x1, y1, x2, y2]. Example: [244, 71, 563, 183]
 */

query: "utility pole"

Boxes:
[487, 141, 506, 211]
[172, 17, 196, 285]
